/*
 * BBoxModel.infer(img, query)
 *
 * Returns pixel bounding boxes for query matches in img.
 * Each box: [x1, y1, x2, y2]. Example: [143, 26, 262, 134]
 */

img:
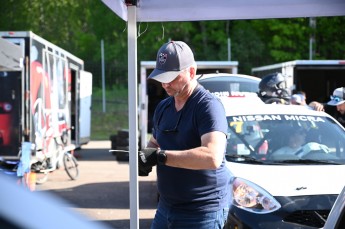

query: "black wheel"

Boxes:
[115, 146, 129, 161]
[63, 152, 79, 180]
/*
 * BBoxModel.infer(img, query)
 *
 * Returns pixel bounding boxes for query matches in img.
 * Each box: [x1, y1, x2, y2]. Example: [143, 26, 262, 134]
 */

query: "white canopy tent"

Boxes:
[103, 0, 345, 22]
[101, 1, 345, 228]
[0, 37, 23, 71]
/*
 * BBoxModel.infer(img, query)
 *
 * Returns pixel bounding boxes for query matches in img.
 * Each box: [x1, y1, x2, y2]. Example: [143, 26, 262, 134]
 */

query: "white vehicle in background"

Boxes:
[197, 73, 260, 97]
[219, 95, 345, 229]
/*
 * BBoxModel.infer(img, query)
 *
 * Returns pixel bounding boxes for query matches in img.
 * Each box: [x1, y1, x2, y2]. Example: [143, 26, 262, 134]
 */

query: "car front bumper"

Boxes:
[224, 194, 338, 229]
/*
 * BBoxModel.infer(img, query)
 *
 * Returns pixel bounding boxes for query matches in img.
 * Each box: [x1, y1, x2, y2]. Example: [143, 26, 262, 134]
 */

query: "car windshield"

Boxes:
[198, 76, 259, 96]
[226, 113, 345, 165]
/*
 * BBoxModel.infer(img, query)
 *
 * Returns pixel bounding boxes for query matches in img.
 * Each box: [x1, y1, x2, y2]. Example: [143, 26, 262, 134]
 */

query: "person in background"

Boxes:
[270, 125, 330, 159]
[289, 90, 319, 109]
[271, 127, 307, 156]
[325, 87, 345, 127]
[138, 41, 231, 229]
[309, 101, 325, 111]
[294, 91, 307, 105]
[291, 92, 315, 109]
[309, 87, 345, 127]
[257, 72, 291, 104]
[290, 94, 304, 105]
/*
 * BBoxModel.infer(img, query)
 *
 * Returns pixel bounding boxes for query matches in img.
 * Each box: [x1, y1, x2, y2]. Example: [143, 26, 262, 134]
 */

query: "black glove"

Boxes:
[139, 148, 158, 166]
[138, 148, 158, 176]
[138, 163, 152, 176]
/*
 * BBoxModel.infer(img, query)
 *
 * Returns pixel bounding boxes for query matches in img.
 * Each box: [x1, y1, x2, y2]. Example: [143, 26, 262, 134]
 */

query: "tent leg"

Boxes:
[127, 5, 139, 229]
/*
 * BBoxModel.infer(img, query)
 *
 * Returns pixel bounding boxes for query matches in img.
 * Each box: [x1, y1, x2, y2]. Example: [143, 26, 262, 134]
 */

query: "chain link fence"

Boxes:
[85, 60, 129, 89]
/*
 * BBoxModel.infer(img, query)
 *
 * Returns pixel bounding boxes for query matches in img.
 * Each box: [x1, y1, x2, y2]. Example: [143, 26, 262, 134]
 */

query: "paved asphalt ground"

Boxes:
[36, 141, 158, 229]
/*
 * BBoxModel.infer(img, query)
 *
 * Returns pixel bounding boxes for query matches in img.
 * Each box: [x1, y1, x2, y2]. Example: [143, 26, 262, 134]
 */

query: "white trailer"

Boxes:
[252, 60, 345, 103]
[0, 31, 92, 177]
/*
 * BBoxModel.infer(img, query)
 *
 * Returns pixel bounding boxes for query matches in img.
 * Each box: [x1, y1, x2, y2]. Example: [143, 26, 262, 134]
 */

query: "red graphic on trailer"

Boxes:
[0, 71, 19, 155]
[30, 44, 70, 155]
[0, 101, 13, 146]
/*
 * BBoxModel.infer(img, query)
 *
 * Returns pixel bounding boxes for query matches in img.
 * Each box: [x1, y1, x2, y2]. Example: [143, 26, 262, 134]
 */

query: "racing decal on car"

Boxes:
[210, 91, 230, 97]
[230, 115, 326, 122]
[210, 91, 259, 98]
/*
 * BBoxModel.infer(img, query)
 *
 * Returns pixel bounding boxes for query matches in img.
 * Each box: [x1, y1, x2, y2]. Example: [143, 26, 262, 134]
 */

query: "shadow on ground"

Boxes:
[40, 180, 157, 209]
[39, 180, 157, 229]
[102, 219, 153, 229]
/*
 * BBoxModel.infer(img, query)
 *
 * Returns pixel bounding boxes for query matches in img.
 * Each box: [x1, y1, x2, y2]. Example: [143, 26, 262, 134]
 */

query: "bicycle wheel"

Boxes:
[63, 152, 79, 180]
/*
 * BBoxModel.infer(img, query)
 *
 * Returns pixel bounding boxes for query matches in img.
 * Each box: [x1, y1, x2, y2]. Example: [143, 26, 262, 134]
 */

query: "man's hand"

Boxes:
[138, 164, 152, 176]
[138, 148, 158, 176]
[309, 101, 325, 111]
[139, 148, 158, 166]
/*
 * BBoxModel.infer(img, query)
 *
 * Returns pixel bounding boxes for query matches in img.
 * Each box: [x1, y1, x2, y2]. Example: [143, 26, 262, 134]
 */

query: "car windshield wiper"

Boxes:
[275, 159, 341, 165]
[225, 154, 264, 164]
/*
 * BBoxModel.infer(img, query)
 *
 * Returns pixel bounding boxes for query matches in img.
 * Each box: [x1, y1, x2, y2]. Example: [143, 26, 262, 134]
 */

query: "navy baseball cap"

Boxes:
[148, 41, 195, 83]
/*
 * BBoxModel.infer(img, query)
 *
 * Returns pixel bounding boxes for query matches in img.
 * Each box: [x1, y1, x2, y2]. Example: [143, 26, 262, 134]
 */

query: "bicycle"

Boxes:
[34, 153, 79, 184]
[32, 138, 79, 184]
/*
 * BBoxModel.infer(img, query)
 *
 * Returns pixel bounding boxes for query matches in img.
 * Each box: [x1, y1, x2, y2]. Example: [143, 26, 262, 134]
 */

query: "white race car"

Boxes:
[220, 95, 345, 229]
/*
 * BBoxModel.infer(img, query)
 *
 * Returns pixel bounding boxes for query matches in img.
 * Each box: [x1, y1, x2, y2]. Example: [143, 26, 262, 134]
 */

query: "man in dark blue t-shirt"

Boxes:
[138, 41, 231, 229]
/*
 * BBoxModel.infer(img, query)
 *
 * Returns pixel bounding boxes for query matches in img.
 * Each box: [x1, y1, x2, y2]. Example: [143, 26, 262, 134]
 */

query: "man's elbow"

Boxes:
[209, 156, 223, 169]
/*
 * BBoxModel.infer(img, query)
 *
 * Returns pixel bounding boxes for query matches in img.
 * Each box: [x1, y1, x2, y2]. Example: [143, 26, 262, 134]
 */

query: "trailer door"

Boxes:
[79, 70, 92, 145]
[0, 38, 24, 157]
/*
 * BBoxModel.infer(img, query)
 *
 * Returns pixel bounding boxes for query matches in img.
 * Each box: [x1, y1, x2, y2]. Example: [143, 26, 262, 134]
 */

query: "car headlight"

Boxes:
[232, 177, 281, 214]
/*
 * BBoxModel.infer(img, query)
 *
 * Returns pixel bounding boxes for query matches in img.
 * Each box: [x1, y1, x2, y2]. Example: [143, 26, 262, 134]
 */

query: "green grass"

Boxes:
[91, 86, 129, 140]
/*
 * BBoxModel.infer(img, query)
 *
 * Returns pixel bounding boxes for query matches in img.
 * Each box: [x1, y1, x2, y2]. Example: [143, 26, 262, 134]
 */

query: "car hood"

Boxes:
[227, 162, 345, 196]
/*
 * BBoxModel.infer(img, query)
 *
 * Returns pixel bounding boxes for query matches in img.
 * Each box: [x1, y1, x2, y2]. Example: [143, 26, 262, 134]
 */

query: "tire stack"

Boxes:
[109, 129, 141, 161]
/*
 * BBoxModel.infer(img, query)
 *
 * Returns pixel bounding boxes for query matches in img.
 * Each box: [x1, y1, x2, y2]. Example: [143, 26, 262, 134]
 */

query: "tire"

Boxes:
[116, 137, 129, 146]
[116, 151, 129, 161]
[110, 135, 118, 151]
[63, 152, 79, 180]
[115, 146, 129, 161]
[117, 129, 129, 138]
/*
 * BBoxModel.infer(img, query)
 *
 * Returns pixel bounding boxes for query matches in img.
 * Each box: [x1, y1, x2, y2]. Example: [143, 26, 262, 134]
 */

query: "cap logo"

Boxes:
[158, 53, 167, 65]
[330, 96, 342, 102]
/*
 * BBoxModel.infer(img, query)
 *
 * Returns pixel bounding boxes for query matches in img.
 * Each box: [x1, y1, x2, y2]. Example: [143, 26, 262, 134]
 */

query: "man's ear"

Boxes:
[189, 66, 197, 79]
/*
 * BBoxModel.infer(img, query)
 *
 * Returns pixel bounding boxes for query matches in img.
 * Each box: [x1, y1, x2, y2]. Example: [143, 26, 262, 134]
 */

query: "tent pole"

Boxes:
[127, 5, 139, 229]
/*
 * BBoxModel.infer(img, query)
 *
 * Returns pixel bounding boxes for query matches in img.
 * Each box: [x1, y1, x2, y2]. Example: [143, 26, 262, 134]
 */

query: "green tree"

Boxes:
[231, 20, 267, 74]
[315, 17, 345, 59]
[1, 1, 344, 84]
